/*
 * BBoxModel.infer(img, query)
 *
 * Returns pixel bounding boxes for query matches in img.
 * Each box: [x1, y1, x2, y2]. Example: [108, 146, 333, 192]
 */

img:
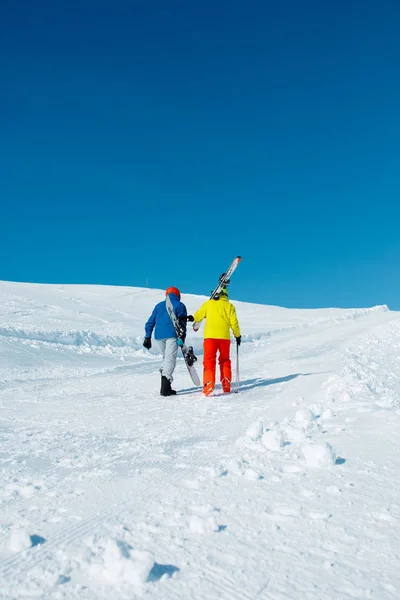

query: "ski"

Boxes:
[210, 255, 242, 300]
[165, 294, 201, 387]
[193, 256, 242, 332]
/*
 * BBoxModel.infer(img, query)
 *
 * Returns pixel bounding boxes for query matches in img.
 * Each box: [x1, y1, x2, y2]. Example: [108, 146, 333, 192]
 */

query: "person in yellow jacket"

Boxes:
[192, 286, 241, 396]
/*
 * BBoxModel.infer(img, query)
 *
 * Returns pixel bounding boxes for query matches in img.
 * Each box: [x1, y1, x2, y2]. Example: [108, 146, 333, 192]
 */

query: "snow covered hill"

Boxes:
[1, 281, 399, 599]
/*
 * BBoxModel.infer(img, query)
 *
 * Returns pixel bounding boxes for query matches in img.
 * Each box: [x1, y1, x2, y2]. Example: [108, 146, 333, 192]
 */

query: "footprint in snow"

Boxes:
[307, 511, 332, 520]
[371, 512, 396, 523]
[265, 505, 300, 522]
[326, 485, 341, 495]
[280, 463, 304, 474]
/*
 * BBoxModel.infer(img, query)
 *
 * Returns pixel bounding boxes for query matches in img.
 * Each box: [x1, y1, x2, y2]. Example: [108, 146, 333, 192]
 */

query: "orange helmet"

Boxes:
[165, 286, 181, 299]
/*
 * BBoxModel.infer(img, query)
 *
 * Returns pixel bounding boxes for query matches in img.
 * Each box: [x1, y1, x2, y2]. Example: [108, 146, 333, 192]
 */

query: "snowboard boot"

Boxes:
[161, 375, 177, 397]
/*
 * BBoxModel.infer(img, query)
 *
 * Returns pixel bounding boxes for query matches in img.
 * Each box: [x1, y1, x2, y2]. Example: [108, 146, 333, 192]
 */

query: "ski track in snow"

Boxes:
[0, 282, 400, 599]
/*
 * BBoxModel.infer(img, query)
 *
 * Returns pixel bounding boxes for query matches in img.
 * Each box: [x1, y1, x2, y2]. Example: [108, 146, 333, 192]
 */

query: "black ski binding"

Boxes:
[219, 272, 230, 285]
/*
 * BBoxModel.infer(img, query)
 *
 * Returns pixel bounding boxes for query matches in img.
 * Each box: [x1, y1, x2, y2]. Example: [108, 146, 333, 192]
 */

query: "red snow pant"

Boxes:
[203, 338, 231, 395]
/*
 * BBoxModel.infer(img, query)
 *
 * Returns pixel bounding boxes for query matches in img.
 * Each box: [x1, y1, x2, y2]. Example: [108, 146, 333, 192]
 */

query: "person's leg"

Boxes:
[162, 338, 178, 382]
[156, 338, 166, 360]
[203, 338, 218, 395]
[218, 339, 232, 392]
[161, 338, 178, 396]
[156, 339, 167, 394]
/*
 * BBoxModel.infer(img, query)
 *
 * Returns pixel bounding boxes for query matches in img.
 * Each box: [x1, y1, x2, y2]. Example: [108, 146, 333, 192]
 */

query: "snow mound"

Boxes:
[245, 420, 264, 441]
[0, 325, 142, 349]
[86, 537, 154, 588]
[301, 442, 337, 469]
[188, 514, 219, 534]
[280, 423, 307, 443]
[261, 426, 285, 451]
[295, 408, 314, 427]
[188, 504, 221, 534]
[8, 528, 32, 553]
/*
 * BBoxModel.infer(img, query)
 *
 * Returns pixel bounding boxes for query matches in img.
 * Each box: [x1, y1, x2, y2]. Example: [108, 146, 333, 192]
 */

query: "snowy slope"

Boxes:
[0, 281, 399, 599]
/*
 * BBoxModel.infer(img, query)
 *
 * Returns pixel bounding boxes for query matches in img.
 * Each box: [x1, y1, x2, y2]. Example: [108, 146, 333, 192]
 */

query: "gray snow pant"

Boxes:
[156, 338, 178, 381]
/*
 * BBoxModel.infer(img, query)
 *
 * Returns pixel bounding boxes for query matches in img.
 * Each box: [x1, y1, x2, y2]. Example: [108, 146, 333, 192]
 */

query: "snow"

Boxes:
[7, 529, 32, 553]
[0, 280, 400, 599]
[85, 537, 154, 590]
[301, 441, 337, 469]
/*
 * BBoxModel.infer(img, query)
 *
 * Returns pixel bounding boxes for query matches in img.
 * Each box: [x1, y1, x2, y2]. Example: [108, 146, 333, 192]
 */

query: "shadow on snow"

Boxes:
[147, 562, 180, 582]
[179, 372, 325, 395]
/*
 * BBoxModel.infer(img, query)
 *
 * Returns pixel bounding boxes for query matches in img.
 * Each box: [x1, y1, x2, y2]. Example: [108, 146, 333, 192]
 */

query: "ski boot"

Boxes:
[221, 378, 231, 393]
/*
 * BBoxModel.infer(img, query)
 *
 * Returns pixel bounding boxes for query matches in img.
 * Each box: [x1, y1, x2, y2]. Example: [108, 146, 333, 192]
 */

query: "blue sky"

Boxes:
[2, 0, 400, 309]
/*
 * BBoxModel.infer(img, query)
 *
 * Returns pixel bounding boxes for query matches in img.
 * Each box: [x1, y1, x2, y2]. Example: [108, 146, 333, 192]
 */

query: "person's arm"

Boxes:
[229, 305, 241, 338]
[144, 306, 157, 338]
[193, 301, 207, 325]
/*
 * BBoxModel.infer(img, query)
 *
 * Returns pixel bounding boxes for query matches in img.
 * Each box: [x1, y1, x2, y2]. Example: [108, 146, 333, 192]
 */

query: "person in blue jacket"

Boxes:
[143, 287, 188, 396]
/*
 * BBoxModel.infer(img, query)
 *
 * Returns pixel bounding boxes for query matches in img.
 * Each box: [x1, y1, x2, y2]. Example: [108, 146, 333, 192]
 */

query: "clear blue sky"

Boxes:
[2, 0, 400, 309]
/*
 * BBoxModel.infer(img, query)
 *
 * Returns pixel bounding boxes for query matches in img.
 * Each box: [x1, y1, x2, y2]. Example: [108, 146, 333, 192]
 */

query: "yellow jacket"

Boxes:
[193, 297, 241, 340]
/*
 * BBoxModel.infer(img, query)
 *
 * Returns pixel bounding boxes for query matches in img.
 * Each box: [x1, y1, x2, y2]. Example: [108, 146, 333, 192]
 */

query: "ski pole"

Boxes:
[235, 341, 240, 393]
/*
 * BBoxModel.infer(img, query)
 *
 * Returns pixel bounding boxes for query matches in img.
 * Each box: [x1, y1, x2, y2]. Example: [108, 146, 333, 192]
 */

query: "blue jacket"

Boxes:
[145, 293, 187, 340]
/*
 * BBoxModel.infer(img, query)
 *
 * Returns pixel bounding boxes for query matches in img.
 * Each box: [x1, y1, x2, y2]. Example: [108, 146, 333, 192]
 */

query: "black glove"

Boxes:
[186, 315, 195, 322]
[236, 336, 241, 346]
[143, 337, 152, 350]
